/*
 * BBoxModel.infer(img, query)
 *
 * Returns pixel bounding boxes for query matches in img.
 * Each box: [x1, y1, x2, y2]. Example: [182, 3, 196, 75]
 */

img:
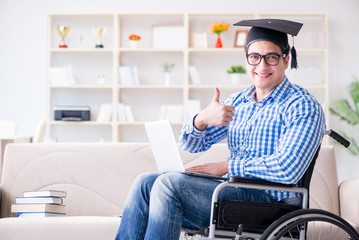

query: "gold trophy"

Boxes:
[92, 27, 107, 48]
[58, 25, 70, 48]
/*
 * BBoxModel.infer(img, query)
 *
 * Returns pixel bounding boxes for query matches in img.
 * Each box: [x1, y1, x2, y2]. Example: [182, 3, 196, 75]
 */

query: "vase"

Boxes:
[130, 41, 138, 49]
[215, 35, 222, 48]
[164, 73, 171, 85]
[230, 73, 242, 84]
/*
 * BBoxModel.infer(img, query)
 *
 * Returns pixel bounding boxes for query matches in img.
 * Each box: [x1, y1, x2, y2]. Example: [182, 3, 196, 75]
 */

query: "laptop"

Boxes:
[145, 120, 228, 181]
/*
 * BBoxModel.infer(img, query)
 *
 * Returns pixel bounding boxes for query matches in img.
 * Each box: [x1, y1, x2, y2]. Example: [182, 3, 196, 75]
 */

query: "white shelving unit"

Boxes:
[46, 13, 328, 142]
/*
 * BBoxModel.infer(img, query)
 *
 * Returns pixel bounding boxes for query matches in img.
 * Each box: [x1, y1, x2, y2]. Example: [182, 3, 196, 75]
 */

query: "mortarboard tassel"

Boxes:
[290, 36, 298, 69]
[290, 46, 298, 69]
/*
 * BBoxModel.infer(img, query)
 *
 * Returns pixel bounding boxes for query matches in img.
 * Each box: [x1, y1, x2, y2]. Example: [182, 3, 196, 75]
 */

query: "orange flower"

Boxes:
[129, 34, 141, 41]
[211, 21, 231, 35]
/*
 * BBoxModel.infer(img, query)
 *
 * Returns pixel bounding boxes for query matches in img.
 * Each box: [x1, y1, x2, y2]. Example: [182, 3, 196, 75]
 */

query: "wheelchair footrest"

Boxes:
[216, 200, 301, 234]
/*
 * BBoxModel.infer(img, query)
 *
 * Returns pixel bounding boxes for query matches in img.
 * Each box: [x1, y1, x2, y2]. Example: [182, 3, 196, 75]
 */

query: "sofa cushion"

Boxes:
[339, 178, 359, 231]
[309, 146, 340, 215]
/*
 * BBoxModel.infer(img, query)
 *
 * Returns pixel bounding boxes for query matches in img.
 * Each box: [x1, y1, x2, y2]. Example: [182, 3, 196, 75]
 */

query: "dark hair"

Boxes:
[245, 43, 290, 56]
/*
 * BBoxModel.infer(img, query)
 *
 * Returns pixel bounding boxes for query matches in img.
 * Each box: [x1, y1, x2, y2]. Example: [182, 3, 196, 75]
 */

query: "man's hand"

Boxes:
[186, 161, 228, 176]
[194, 88, 235, 130]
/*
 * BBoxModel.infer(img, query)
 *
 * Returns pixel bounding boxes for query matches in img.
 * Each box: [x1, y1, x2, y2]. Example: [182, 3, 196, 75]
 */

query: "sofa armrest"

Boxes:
[0, 184, 2, 217]
[339, 178, 359, 226]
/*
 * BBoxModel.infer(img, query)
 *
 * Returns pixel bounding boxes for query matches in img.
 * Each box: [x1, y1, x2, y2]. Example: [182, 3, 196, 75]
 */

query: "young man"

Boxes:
[115, 19, 325, 240]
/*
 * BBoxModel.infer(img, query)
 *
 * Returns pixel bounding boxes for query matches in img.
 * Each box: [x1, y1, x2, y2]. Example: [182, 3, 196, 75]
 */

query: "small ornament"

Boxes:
[58, 25, 70, 48]
[129, 34, 141, 49]
[210, 21, 230, 48]
[97, 75, 106, 85]
[92, 27, 107, 48]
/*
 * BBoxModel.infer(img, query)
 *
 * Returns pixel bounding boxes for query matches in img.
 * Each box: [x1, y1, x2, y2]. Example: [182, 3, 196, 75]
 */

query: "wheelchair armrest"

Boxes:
[229, 176, 295, 188]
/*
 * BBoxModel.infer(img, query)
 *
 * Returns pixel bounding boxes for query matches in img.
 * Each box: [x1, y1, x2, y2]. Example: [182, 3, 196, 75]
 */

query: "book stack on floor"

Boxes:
[11, 190, 66, 218]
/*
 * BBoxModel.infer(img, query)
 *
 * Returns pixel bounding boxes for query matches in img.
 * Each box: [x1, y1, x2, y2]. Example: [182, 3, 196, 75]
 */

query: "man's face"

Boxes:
[246, 41, 289, 98]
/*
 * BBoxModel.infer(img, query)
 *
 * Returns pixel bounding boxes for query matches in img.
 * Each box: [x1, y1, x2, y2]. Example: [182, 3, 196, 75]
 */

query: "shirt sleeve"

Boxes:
[179, 93, 238, 153]
[179, 115, 228, 153]
[228, 97, 326, 184]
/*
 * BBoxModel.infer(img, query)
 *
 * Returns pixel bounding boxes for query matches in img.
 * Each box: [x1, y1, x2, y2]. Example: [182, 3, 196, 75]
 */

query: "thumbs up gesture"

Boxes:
[194, 88, 235, 130]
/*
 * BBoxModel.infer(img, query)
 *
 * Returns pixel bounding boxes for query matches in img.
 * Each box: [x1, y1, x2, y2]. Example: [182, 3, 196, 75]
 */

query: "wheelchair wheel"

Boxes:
[260, 209, 359, 240]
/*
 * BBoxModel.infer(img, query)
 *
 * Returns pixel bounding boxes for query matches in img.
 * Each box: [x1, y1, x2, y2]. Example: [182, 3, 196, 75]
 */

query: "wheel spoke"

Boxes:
[260, 209, 359, 240]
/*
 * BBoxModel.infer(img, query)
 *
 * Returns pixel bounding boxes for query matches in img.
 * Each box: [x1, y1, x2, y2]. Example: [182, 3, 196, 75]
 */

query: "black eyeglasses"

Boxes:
[246, 53, 287, 66]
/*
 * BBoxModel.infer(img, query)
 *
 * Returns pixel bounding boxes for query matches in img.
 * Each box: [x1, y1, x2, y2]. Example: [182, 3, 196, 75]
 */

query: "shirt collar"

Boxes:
[244, 85, 257, 102]
[244, 77, 290, 103]
[269, 77, 290, 103]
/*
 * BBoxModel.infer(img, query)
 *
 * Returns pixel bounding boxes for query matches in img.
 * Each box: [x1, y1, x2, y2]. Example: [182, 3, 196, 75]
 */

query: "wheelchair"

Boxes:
[184, 129, 359, 240]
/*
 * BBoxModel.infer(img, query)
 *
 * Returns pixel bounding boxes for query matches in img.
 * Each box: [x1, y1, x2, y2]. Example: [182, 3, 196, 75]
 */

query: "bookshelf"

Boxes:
[46, 13, 328, 142]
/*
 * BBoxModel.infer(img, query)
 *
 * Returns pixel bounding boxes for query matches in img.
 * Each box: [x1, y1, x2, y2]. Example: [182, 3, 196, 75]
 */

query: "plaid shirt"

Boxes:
[179, 78, 325, 201]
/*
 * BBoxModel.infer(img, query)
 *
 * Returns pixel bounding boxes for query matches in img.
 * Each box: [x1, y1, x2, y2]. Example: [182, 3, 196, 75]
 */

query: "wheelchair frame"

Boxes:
[207, 181, 308, 239]
[184, 130, 358, 240]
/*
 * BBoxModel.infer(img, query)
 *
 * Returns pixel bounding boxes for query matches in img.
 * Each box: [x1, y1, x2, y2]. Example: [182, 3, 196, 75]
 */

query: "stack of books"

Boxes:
[11, 190, 67, 218]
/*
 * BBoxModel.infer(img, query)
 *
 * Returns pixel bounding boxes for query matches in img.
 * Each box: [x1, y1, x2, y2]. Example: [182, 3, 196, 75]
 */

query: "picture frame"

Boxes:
[234, 30, 248, 48]
[192, 32, 208, 48]
[152, 25, 185, 48]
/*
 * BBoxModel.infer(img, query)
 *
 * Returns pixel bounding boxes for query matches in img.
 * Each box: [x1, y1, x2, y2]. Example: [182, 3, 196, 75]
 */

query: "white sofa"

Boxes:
[0, 143, 357, 239]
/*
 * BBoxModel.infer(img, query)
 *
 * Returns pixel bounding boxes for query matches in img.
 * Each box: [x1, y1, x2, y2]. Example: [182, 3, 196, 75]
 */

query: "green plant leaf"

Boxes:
[330, 99, 359, 125]
[338, 131, 359, 155]
[329, 77, 359, 156]
[349, 75, 359, 115]
[227, 65, 246, 74]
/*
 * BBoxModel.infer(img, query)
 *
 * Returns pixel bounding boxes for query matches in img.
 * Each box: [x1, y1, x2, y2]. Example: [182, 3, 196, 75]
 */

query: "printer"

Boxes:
[54, 106, 90, 121]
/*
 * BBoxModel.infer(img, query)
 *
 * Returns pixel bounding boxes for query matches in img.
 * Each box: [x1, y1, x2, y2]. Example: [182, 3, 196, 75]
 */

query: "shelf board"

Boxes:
[188, 48, 326, 53]
[119, 85, 184, 89]
[49, 121, 113, 126]
[49, 85, 112, 89]
[118, 48, 184, 53]
[49, 48, 114, 53]
[189, 84, 326, 89]
[118, 121, 184, 126]
[189, 84, 250, 89]
[49, 13, 115, 17]
[189, 48, 244, 53]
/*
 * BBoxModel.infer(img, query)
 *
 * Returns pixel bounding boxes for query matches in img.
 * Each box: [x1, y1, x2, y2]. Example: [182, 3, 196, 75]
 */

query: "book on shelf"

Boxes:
[16, 196, 63, 205]
[124, 105, 135, 122]
[188, 66, 201, 85]
[118, 103, 135, 122]
[118, 66, 139, 85]
[48, 65, 77, 85]
[18, 212, 65, 218]
[97, 103, 113, 122]
[11, 203, 65, 214]
[159, 105, 184, 123]
[117, 103, 126, 122]
[64, 65, 77, 85]
[23, 190, 67, 198]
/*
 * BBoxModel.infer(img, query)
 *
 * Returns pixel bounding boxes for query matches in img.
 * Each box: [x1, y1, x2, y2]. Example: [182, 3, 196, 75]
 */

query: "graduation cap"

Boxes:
[234, 19, 303, 69]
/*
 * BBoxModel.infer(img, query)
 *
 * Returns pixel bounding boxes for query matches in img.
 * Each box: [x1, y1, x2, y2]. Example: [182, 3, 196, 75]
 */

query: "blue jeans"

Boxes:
[115, 172, 276, 240]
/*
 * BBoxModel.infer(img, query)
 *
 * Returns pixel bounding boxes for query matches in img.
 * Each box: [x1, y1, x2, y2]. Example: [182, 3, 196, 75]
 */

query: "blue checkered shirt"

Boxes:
[179, 78, 326, 201]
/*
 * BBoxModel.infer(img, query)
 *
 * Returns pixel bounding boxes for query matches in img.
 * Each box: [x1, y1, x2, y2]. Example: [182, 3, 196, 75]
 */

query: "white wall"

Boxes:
[0, 0, 358, 182]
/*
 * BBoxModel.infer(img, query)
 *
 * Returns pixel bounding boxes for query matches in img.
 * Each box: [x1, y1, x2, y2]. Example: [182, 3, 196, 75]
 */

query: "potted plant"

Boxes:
[330, 75, 359, 155]
[161, 62, 175, 85]
[129, 34, 141, 48]
[227, 65, 246, 84]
